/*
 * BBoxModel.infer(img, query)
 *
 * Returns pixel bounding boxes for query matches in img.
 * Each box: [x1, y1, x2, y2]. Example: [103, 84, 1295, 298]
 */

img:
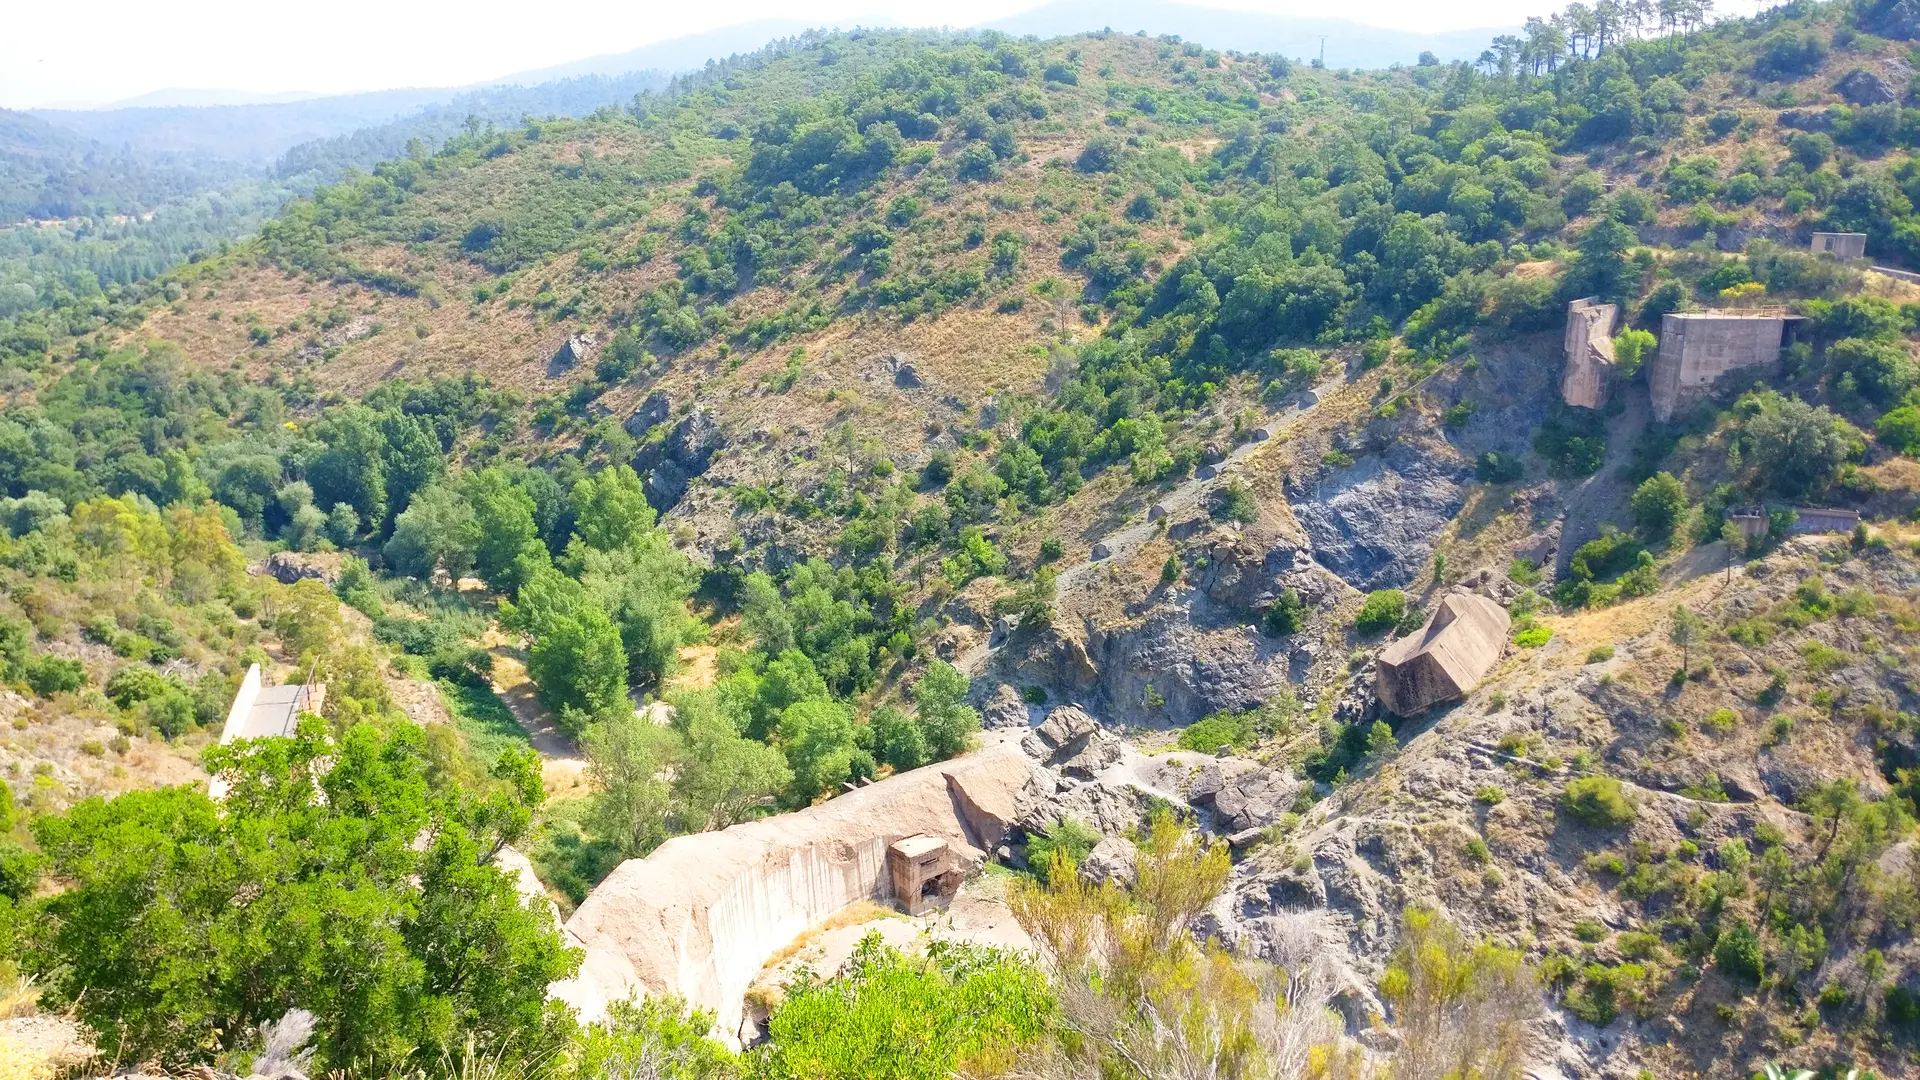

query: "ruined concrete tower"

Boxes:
[1650, 311, 1801, 422]
[1562, 297, 1620, 409]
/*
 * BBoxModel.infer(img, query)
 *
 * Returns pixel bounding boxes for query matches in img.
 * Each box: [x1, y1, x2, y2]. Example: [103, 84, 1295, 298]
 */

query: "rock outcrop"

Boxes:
[633, 404, 729, 511]
[1375, 591, 1510, 716]
[1835, 67, 1897, 104]
[1289, 443, 1471, 590]
[1021, 704, 1122, 779]
[553, 738, 1042, 1041]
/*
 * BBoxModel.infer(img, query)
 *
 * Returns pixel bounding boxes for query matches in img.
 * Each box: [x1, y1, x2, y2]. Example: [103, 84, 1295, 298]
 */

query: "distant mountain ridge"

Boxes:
[980, 0, 1511, 68]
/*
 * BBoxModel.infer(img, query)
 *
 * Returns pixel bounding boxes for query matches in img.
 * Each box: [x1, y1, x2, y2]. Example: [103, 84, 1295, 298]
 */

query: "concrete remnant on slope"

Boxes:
[1812, 231, 1868, 259]
[1561, 297, 1619, 409]
[220, 663, 324, 743]
[1729, 504, 1862, 543]
[1375, 592, 1510, 717]
[209, 664, 327, 800]
[552, 737, 1040, 1042]
[1650, 310, 1804, 421]
[889, 835, 959, 915]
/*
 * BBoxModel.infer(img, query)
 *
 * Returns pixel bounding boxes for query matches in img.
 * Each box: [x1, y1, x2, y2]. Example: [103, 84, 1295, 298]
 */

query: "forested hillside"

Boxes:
[8, 2, 1920, 1078]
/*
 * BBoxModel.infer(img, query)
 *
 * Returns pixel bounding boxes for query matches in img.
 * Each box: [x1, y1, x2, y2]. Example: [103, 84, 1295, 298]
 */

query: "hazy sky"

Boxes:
[8, 0, 1775, 109]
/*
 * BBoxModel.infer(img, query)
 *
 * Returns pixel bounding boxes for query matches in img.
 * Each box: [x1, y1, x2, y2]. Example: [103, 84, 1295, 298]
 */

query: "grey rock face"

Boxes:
[644, 459, 689, 509]
[1874, 0, 1920, 40]
[979, 683, 1032, 729]
[1078, 836, 1139, 887]
[1095, 609, 1288, 727]
[1836, 68, 1897, 105]
[624, 391, 671, 438]
[633, 404, 728, 511]
[1289, 444, 1470, 590]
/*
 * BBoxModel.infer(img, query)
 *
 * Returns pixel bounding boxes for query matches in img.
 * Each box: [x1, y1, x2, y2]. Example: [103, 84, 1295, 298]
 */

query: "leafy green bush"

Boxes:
[1355, 590, 1407, 635]
[1714, 922, 1764, 984]
[24, 722, 571, 1072]
[1178, 710, 1256, 753]
[1630, 472, 1688, 536]
[1565, 962, 1646, 1025]
[1561, 776, 1636, 828]
[1261, 588, 1307, 636]
[760, 936, 1052, 1080]
[22, 654, 85, 697]
[1025, 818, 1099, 885]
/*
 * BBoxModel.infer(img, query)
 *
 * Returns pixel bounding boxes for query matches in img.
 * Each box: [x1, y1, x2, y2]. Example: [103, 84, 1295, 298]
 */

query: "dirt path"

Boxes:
[481, 625, 588, 795]
[1552, 384, 1649, 573]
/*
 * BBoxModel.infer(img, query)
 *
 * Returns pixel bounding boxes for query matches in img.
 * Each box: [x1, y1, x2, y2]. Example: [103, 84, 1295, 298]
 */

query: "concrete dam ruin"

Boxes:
[551, 736, 1040, 1042]
[1650, 310, 1803, 421]
[1375, 592, 1510, 716]
[1561, 297, 1619, 409]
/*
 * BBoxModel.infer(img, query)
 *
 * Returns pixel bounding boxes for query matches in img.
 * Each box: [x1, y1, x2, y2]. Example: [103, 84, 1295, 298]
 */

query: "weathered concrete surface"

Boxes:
[552, 737, 1041, 1041]
[1375, 592, 1510, 716]
[1812, 231, 1868, 259]
[1650, 312, 1793, 421]
[1561, 298, 1618, 409]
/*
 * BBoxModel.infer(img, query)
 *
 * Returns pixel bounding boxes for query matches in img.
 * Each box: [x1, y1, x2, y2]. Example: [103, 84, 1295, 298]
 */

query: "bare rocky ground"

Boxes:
[938, 334, 1920, 1076]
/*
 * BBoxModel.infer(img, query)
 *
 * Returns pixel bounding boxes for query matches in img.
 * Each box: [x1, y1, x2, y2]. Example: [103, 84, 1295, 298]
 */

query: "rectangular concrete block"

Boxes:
[1651, 312, 1796, 421]
[1811, 232, 1867, 259]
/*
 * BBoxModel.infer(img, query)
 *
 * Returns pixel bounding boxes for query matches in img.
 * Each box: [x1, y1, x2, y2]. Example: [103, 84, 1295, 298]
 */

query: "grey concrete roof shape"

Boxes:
[1375, 592, 1510, 717]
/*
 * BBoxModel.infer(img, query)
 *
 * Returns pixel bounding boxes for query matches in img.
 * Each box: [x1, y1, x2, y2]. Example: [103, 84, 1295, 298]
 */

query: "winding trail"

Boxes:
[481, 623, 588, 794]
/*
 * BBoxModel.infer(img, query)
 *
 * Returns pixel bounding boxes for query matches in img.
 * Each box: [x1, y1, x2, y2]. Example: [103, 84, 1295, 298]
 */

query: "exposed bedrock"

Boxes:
[1288, 443, 1472, 591]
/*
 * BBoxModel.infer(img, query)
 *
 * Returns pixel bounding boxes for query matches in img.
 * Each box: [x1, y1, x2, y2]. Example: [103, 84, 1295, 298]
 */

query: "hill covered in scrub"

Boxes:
[9, 1, 1920, 1077]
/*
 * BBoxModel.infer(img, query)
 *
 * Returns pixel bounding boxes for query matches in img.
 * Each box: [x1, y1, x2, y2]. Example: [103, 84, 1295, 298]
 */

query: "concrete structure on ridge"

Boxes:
[1561, 297, 1620, 409]
[553, 737, 1039, 1044]
[1376, 592, 1510, 716]
[1728, 505, 1862, 545]
[209, 663, 325, 800]
[1811, 232, 1868, 259]
[1650, 311, 1803, 422]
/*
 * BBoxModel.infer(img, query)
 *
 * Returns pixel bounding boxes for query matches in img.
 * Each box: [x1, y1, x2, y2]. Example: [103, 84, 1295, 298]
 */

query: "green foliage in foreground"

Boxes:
[22, 720, 576, 1072]
[756, 936, 1053, 1080]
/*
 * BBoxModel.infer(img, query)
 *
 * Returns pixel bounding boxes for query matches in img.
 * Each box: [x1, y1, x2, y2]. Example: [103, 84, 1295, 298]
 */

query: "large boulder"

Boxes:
[1836, 68, 1898, 105]
[1021, 704, 1122, 780]
[978, 682, 1033, 729]
[1078, 836, 1138, 887]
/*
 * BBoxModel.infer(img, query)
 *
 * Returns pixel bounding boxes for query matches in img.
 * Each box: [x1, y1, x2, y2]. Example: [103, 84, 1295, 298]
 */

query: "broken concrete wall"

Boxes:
[1561, 298, 1619, 409]
[1812, 231, 1868, 259]
[1651, 313, 1790, 421]
[1375, 592, 1509, 716]
[551, 737, 1040, 1043]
